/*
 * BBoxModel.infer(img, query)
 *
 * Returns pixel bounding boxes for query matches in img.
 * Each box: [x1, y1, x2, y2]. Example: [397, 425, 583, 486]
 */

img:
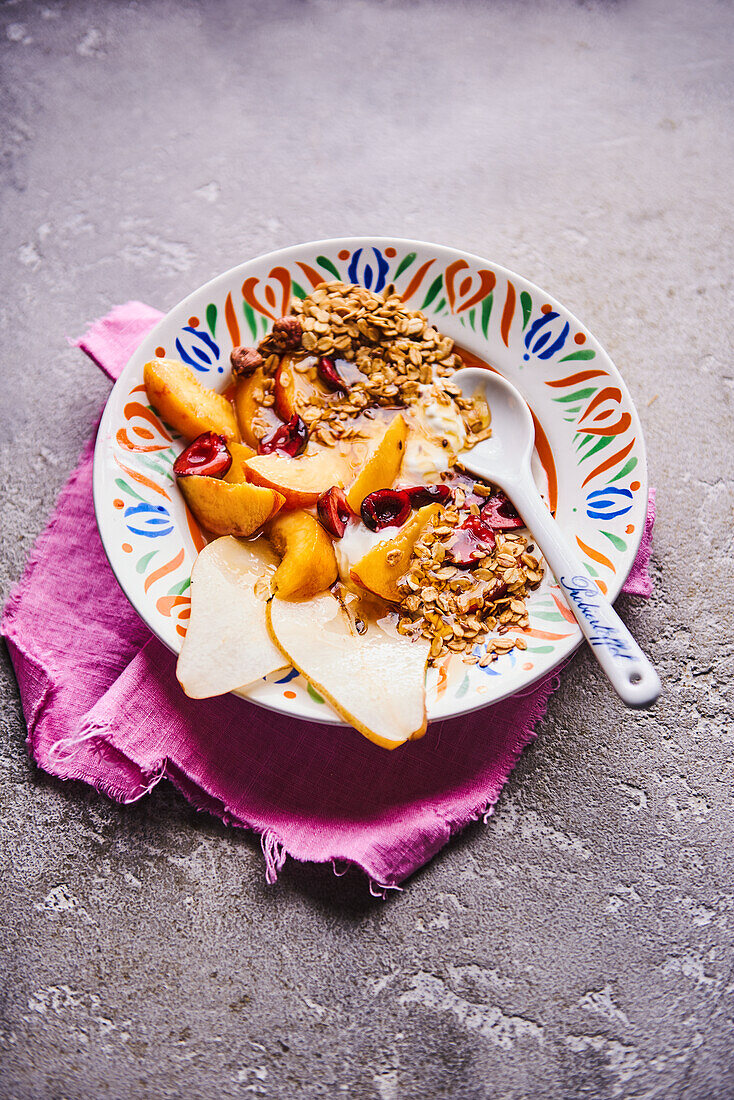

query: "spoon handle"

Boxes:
[507, 479, 661, 708]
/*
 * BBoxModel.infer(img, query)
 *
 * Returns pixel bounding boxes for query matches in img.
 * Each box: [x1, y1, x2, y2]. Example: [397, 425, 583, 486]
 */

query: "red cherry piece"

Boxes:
[258, 414, 308, 457]
[481, 492, 524, 530]
[361, 489, 412, 532]
[317, 486, 355, 540]
[404, 484, 453, 509]
[173, 432, 232, 478]
[317, 356, 347, 393]
[446, 514, 496, 566]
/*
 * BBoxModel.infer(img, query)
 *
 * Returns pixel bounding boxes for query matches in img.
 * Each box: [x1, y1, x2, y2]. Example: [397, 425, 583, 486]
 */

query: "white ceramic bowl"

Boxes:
[93, 237, 648, 724]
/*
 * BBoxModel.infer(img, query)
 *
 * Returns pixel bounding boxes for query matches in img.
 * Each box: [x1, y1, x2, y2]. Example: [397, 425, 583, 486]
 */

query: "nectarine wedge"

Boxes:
[177, 536, 287, 698]
[266, 510, 338, 599]
[274, 356, 331, 421]
[178, 475, 284, 537]
[349, 504, 442, 602]
[244, 448, 352, 509]
[266, 590, 431, 749]
[233, 368, 281, 449]
[346, 414, 407, 510]
[144, 358, 239, 442]
[223, 441, 256, 484]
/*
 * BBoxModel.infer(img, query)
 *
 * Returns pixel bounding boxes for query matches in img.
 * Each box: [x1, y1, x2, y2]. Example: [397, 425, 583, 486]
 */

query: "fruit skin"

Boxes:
[446, 514, 496, 565]
[274, 356, 331, 421]
[267, 591, 431, 749]
[173, 432, 232, 479]
[317, 356, 347, 393]
[405, 484, 453, 508]
[258, 414, 308, 457]
[346, 414, 407, 511]
[317, 486, 355, 539]
[361, 488, 411, 532]
[481, 492, 524, 530]
[244, 448, 352, 509]
[144, 358, 239, 443]
[178, 475, 284, 537]
[350, 504, 442, 602]
[233, 367, 281, 448]
[222, 441, 256, 484]
[266, 510, 338, 599]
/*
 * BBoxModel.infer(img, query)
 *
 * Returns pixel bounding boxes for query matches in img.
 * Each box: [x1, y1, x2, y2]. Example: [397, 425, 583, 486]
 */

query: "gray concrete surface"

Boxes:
[1, 0, 733, 1097]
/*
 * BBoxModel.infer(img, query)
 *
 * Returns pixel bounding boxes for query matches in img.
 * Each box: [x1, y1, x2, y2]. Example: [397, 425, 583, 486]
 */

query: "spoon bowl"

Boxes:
[452, 368, 536, 493]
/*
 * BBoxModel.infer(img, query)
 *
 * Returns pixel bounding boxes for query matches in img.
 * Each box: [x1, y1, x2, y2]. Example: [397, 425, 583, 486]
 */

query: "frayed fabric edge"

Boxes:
[0, 439, 97, 644]
[2, 632, 167, 806]
[261, 830, 287, 885]
[2, 626, 564, 894]
[156, 668, 560, 893]
[143, 763, 421, 896]
[253, 668, 567, 892]
[69, 301, 164, 381]
[41, 715, 167, 806]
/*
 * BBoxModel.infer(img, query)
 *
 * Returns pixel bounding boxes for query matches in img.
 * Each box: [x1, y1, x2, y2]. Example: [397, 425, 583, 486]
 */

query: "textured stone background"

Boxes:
[1, 0, 733, 1097]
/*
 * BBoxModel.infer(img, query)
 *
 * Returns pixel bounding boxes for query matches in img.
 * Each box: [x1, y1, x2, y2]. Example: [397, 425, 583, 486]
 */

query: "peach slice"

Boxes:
[223, 441, 256, 484]
[349, 503, 442, 602]
[233, 367, 281, 449]
[345, 414, 407, 511]
[273, 356, 331, 421]
[144, 358, 239, 443]
[178, 475, 284, 537]
[266, 510, 338, 599]
[244, 448, 353, 509]
[267, 589, 431, 749]
[176, 536, 287, 698]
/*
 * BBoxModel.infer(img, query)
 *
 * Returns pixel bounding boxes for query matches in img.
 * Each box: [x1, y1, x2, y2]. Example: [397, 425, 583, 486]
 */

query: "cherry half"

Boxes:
[258, 414, 308, 457]
[317, 486, 355, 539]
[446, 514, 497, 566]
[361, 489, 412, 531]
[404, 484, 453, 509]
[173, 432, 232, 479]
[481, 492, 524, 530]
[317, 356, 347, 393]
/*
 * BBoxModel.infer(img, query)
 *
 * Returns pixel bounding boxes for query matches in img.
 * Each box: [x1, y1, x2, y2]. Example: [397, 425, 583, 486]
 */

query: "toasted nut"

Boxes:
[230, 346, 264, 376]
[272, 316, 303, 348]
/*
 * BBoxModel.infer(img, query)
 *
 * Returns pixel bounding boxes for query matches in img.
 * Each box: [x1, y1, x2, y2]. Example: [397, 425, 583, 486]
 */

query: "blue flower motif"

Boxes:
[586, 487, 633, 521]
[274, 668, 299, 684]
[175, 326, 222, 374]
[523, 312, 570, 361]
[347, 247, 390, 294]
[124, 502, 174, 538]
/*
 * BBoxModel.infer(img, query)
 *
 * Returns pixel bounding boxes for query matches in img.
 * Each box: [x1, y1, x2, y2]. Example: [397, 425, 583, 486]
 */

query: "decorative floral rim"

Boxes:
[93, 237, 648, 725]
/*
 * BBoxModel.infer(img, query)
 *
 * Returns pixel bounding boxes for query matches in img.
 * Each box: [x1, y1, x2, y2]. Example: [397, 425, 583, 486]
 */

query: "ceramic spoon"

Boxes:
[452, 367, 661, 708]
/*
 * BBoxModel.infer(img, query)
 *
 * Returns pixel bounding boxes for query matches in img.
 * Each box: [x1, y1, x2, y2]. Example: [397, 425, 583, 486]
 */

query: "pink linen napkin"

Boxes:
[1, 303, 656, 890]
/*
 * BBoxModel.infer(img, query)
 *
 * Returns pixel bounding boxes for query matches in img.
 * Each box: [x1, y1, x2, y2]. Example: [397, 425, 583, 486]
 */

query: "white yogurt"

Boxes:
[402, 387, 468, 480]
[334, 521, 397, 582]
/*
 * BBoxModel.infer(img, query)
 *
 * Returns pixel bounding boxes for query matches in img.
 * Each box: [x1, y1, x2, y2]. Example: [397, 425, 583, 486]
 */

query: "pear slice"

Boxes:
[267, 589, 431, 749]
[176, 536, 288, 698]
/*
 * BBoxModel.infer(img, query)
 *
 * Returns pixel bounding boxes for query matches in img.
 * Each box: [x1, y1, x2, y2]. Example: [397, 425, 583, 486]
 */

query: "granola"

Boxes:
[241, 281, 545, 665]
[250, 280, 491, 448]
